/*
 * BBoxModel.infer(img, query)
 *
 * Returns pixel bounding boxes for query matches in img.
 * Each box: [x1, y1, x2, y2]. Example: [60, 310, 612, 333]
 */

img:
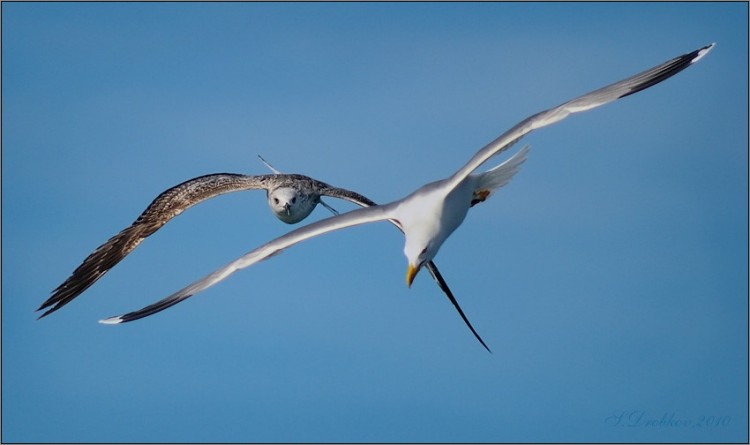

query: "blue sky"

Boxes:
[2, 2, 747, 443]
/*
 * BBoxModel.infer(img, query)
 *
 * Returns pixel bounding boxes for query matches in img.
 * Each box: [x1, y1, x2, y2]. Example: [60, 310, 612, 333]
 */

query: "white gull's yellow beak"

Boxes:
[406, 263, 419, 288]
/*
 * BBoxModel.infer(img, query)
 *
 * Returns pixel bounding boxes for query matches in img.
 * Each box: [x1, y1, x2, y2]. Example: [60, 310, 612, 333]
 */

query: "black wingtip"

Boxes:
[98, 291, 194, 325]
[620, 43, 714, 101]
[476, 333, 492, 354]
[425, 262, 492, 353]
[691, 43, 716, 64]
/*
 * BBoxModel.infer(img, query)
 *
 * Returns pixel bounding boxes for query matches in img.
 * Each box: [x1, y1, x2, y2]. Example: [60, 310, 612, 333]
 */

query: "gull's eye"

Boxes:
[273, 197, 279, 204]
[420, 247, 428, 256]
[291, 197, 297, 204]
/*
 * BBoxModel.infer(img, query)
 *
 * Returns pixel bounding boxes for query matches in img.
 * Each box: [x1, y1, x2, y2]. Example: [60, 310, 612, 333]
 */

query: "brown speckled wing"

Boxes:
[37, 173, 277, 318]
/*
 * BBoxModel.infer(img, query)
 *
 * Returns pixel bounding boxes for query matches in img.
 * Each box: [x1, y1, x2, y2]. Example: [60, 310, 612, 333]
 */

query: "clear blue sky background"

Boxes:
[2, 3, 747, 443]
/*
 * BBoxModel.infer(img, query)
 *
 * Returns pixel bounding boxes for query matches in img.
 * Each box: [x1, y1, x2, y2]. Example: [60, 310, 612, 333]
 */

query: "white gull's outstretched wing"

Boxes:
[446, 43, 715, 190]
[99, 202, 400, 324]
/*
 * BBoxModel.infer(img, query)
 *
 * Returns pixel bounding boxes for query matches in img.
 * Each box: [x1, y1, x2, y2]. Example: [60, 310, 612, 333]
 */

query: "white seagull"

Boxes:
[39, 158, 508, 350]
[99, 44, 714, 346]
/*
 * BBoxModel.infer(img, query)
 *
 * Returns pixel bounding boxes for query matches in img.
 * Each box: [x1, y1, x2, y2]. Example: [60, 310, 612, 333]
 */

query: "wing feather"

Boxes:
[447, 43, 714, 190]
[317, 183, 378, 208]
[38, 174, 275, 318]
[99, 202, 400, 324]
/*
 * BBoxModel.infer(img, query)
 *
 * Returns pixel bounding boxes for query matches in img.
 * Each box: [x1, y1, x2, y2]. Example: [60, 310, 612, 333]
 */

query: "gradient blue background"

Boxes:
[3, 3, 747, 443]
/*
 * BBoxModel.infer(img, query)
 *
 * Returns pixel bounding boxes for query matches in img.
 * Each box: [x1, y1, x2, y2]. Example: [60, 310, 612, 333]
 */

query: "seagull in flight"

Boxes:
[38, 157, 505, 350]
[99, 44, 712, 350]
